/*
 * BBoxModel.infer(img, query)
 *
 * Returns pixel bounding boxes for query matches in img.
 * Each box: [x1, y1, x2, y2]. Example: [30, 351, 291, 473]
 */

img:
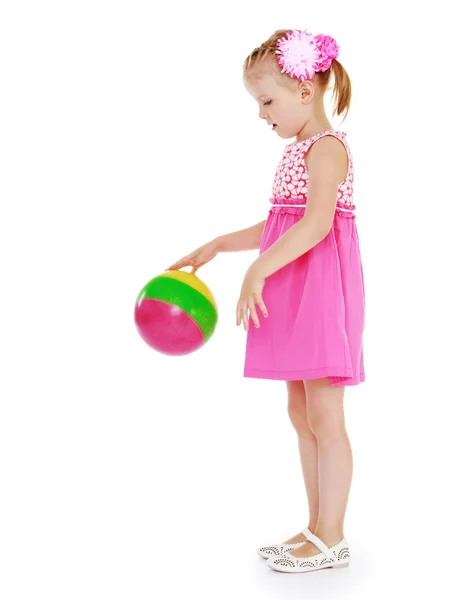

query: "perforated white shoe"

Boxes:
[257, 528, 312, 559]
[267, 531, 350, 573]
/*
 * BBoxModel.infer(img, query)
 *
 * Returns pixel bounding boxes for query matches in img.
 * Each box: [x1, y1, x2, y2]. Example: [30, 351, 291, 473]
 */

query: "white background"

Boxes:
[1, 1, 475, 598]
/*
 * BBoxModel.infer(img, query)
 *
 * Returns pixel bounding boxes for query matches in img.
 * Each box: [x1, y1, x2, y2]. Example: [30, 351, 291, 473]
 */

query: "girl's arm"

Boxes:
[215, 220, 266, 252]
[250, 137, 347, 279]
[166, 220, 266, 272]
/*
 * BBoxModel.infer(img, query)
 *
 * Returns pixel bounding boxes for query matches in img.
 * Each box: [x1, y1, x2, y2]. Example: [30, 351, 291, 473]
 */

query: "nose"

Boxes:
[259, 106, 268, 120]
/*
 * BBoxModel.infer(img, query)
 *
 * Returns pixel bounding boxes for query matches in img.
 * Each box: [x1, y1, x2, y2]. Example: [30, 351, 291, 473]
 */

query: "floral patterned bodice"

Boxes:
[270, 130, 355, 211]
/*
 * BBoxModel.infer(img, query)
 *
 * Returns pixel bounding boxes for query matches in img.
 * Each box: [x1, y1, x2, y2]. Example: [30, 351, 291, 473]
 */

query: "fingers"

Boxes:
[166, 255, 198, 271]
[236, 305, 242, 327]
[257, 300, 268, 318]
[236, 304, 249, 330]
[165, 259, 186, 271]
[236, 299, 268, 331]
[248, 294, 268, 328]
[248, 303, 260, 329]
[242, 309, 249, 332]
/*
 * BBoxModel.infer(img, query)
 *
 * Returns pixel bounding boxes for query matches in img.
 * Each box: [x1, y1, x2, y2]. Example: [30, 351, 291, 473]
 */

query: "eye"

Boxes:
[264, 100, 272, 106]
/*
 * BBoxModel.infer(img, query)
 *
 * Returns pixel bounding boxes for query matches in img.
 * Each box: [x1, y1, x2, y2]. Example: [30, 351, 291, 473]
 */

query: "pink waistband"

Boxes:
[269, 199, 356, 218]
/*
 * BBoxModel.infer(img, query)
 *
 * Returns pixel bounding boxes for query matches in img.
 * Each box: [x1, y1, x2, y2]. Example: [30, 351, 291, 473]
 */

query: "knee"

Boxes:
[287, 385, 312, 436]
[307, 413, 346, 441]
[288, 403, 311, 435]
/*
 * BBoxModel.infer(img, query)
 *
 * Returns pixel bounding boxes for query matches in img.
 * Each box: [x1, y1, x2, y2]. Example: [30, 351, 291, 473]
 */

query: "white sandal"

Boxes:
[257, 527, 312, 559]
[267, 531, 350, 573]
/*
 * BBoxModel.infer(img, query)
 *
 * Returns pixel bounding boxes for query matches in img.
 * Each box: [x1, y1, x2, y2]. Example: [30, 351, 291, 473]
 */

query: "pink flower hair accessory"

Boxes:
[275, 29, 340, 82]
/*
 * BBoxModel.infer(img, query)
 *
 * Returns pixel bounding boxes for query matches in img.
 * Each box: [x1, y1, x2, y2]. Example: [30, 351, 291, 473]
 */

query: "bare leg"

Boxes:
[289, 377, 353, 558]
[282, 380, 320, 545]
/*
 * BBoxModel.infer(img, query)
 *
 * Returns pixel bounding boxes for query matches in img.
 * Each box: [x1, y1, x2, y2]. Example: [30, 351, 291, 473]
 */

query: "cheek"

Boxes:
[280, 101, 296, 120]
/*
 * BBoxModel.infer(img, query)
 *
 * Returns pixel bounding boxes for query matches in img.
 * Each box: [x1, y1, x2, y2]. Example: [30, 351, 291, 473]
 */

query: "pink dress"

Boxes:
[243, 130, 366, 386]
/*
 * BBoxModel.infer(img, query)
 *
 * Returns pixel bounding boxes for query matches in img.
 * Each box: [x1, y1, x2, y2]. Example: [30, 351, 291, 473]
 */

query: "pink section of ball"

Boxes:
[134, 298, 205, 356]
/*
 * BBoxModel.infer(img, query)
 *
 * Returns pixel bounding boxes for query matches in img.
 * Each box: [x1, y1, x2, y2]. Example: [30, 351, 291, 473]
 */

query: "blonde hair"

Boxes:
[243, 29, 352, 123]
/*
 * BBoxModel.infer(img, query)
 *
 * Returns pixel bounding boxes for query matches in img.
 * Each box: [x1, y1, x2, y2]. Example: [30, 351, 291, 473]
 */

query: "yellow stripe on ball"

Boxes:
[161, 270, 218, 311]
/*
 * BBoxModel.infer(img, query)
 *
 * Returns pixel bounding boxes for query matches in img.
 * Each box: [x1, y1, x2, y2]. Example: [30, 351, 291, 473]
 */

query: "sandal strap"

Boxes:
[303, 531, 334, 560]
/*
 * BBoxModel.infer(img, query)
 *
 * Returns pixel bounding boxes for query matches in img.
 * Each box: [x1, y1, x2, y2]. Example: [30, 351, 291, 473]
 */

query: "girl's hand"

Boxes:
[236, 266, 268, 331]
[165, 239, 220, 274]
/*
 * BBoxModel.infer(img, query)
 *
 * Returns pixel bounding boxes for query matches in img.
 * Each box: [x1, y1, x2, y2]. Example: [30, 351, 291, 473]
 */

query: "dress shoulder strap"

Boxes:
[301, 130, 348, 151]
[285, 130, 349, 154]
[301, 131, 355, 210]
[301, 130, 351, 169]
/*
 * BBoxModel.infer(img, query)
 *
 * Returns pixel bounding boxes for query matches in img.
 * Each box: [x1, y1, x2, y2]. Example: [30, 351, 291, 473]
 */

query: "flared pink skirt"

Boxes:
[243, 205, 366, 386]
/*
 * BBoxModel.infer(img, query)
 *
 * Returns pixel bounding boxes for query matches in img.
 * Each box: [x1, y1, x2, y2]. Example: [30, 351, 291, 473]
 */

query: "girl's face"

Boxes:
[244, 74, 308, 140]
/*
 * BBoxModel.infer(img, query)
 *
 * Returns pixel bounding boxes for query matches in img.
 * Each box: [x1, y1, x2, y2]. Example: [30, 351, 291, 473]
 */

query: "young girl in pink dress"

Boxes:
[167, 28, 366, 574]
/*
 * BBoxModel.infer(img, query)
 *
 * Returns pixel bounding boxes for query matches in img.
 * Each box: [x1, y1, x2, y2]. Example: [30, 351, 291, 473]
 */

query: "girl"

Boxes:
[166, 28, 365, 574]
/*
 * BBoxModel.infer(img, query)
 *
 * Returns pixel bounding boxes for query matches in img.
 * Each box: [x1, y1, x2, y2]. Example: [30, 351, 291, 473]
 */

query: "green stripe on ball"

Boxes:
[137, 275, 218, 341]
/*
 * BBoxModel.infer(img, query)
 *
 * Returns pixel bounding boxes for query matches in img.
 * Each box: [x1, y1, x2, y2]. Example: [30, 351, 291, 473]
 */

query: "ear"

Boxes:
[300, 81, 314, 104]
